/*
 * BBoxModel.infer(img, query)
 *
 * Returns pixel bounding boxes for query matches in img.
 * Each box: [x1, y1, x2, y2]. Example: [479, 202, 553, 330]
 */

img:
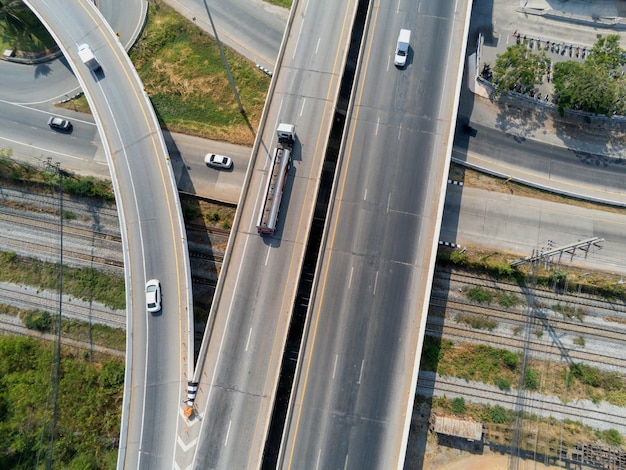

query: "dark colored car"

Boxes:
[48, 116, 72, 131]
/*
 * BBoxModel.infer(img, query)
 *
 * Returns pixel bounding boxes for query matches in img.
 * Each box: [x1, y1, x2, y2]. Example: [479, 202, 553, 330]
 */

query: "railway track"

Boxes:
[434, 269, 626, 316]
[0, 317, 125, 357]
[416, 373, 626, 433]
[425, 319, 626, 370]
[430, 297, 626, 345]
[0, 284, 126, 328]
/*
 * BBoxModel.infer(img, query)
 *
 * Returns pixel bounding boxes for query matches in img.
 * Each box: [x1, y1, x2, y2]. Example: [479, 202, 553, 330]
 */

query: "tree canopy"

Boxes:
[492, 42, 548, 95]
[552, 34, 626, 115]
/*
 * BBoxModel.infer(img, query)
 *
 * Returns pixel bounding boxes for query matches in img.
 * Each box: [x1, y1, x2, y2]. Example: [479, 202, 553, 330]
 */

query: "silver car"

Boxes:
[204, 153, 233, 169]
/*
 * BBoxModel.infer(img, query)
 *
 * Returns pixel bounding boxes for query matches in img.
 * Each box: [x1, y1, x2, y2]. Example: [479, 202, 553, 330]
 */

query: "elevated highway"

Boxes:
[174, 0, 362, 468]
[278, 0, 472, 468]
[22, 1, 193, 468]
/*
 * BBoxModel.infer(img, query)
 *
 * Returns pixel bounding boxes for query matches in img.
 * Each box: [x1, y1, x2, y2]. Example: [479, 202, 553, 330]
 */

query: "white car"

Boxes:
[204, 153, 233, 169]
[145, 279, 162, 313]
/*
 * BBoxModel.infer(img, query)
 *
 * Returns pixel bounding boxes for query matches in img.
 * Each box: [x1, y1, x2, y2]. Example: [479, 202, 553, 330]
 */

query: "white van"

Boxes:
[394, 29, 411, 67]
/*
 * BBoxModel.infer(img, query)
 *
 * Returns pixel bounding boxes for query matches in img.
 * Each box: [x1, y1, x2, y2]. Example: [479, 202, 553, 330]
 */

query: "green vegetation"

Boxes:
[0, 336, 122, 469]
[495, 377, 511, 391]
[450, 397, 465, 414]
[573, 336, 585, 347]
[422, 339, 626, 406]
[0, 0, 57, 56]
[492, 42, 548, 96]
[0, 154, 115, 201]
[465, 286, 493, 304]
[12, 302, 126, 351]
[20, 310, 52, 332]
[433, 343, 521, 385]
[0, 250, 125, 310]
[497, 291, 519, 308]
[455, 312, 497, 331]
[525, 367, 539, 390]
[129, 0, 271, 145]
[266, 0, 292, 8]
[553, 35, 626, 115]
[491, 34, 626, 115]
[552, 303, 585, 321]
[597, 429, 623, 447]
[486, 405, 512, 424]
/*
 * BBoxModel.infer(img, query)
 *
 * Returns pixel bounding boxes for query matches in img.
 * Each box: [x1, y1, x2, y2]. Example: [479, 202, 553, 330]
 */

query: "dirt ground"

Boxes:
[432, 452, 563, 470]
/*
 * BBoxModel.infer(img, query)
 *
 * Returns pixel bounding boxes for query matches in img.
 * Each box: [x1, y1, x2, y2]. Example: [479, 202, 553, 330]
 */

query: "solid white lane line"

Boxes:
[300, 99, 306, 117]
[315, 448, 322, 470]
[357, 360, 364, 385]
[348, 266, 354, 289]
[245, 328, 253, 352]
[265, 245, 272, 265]
[373, 271, 379, 296]
[224, 420, 232, 447]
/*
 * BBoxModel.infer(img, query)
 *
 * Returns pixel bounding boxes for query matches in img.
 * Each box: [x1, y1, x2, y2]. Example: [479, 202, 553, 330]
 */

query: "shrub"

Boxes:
[455, 313, 497, 331]
[502, 350, 519, 369]
[497, 291, 519, 308]
[496, 377, 511, 391]
[449, 250, 468, 265]
[451, 397, 466, 414]
[488, 405, 509, 424]
[525, 368, 540, 390]
[466, 286, 493, 304]
[21, 310, 53, 332]
[599, 429, 623, 447]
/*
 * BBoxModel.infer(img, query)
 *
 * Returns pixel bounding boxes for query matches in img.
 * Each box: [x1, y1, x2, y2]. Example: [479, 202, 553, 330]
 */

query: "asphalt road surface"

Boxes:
[23, 1, 192, 468]
[173, 0, 361, 468]
[278, 1, 471, 469]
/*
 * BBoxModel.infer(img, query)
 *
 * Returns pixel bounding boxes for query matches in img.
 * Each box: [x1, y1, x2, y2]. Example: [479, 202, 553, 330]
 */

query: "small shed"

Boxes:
[431, 415, 483, 442]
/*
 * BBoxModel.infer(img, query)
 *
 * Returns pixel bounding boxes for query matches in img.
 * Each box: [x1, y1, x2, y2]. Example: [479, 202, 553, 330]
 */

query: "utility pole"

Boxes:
[203, 4, 245, 115]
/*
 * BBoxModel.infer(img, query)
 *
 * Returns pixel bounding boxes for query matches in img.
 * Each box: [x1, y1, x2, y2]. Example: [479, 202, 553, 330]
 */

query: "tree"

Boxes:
[492, 43, 548, 95]
[553, 60, 618, 114]
[589, 34, 625, 71]
[552, 34, 626, 115]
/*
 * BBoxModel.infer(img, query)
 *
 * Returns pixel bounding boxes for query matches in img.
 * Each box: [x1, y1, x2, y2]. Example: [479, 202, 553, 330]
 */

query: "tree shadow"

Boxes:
[493, 94, 549, 143]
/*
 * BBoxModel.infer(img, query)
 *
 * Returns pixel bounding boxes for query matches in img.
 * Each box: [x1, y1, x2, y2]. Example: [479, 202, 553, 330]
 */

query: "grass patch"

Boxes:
[61, 318, 126, 351]
[596, 429, 623, 447]
[573, 336, 585, 347]
[125, 0, 271, 145]
[497, 291, 519, 308]
[455, 312, 498, 331]
[0, 153, 115, 201]
[552, 303, 585, 321]
[265, 0, 292, 8]
[465, 286, 493, 304]
[0, 250, 125, 310]
[0, 2, 57, 56]
[0, 336, 122, 468]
